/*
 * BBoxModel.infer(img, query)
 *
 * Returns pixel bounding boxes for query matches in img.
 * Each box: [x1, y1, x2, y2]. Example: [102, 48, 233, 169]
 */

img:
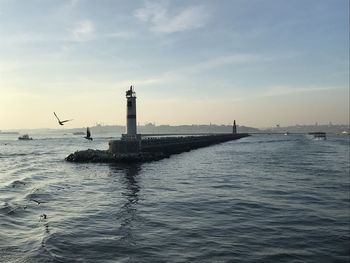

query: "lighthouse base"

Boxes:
[109, 139, 141, 154]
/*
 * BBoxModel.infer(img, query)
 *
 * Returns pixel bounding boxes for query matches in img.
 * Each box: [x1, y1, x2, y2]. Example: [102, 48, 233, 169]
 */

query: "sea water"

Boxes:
[0, 133, 349, 262]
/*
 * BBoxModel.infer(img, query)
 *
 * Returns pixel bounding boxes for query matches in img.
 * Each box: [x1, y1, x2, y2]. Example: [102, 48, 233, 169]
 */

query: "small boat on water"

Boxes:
[18, 134, 33, 140]
[308, 132, 326, 140]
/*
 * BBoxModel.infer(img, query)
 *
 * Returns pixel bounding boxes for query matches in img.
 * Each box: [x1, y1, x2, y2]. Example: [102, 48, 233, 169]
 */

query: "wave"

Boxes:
[0, 152, 57, 158]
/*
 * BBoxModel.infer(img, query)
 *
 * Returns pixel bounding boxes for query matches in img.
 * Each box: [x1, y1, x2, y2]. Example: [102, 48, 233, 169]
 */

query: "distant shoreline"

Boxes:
[1, 123, 349, 135]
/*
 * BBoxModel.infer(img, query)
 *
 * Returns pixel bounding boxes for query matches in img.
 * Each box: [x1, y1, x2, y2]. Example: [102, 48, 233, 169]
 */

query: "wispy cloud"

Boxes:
[70, 20, 95, 41]
[0, 61, 26, 73]
[95, 53, 268, 91]
[104, 53, 270, 87]
[45, 77, 164, 93]
[102, 31, 136, 40]
[263, 85, 341, 97]
[66, 0, 80, 9]
[158, 53, 267, 82]
[182, 54, 265, 74]
[134, 2, 210, 33]
[0, 29, 134, 46]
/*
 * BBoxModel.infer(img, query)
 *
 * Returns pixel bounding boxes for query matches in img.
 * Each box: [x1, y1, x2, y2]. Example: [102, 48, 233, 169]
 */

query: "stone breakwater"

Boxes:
[65, 149, 166, 163]
[65, 133, 250, 163]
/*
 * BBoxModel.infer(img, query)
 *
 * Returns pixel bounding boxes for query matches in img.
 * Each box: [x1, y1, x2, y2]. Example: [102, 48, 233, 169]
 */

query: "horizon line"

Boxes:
[1, 122, 349, 131]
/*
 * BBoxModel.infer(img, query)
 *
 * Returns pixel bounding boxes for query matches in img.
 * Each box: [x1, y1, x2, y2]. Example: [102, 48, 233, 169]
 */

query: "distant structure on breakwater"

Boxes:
[66, 86, 249, 163]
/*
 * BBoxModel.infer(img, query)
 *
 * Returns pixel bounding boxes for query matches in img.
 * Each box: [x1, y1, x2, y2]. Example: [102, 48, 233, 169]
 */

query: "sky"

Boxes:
[0, 0, 349, 129]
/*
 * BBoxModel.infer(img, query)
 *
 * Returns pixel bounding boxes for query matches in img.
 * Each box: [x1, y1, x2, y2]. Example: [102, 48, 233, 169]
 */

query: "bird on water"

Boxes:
[84, 127, 93, 141]
[53, 112, 73, 126]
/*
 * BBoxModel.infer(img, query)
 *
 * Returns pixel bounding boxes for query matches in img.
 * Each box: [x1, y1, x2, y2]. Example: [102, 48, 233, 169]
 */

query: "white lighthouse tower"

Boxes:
[122, 85, 140, 141]
[109, 86, 141, 154]
[126, 85, 137, 135]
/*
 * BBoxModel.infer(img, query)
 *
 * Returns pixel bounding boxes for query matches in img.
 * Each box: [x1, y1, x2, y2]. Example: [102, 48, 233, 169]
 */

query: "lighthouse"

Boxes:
[232, 120, 237, 134]
[108, 86, 141, 154]
[126, 85, 137, 136]
[121, 85, 141, 144]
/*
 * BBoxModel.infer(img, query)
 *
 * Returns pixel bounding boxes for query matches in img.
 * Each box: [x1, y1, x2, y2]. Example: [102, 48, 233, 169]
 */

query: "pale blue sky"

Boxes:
[0, 0, 348, 128]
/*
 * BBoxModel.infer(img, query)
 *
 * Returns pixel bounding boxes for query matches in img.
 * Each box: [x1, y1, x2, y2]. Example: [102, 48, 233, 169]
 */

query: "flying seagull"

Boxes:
[84, 127, 93, 141]
[53, 112, 73, 126]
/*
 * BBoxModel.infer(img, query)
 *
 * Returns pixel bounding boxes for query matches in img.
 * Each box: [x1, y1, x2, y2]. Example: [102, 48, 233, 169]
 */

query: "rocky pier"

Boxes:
[65, 133, 249, 163]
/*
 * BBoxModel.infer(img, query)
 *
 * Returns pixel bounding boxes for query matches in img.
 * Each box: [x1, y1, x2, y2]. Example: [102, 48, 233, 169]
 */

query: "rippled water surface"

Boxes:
[0, 133, 349, 262]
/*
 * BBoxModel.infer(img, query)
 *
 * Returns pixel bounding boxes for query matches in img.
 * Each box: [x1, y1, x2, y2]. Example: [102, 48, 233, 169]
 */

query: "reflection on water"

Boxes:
[110, 164, 141, 245]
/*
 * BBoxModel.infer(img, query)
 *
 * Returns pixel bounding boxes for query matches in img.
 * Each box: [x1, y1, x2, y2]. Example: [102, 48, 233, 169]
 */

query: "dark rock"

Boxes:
[65, 149, 166, 163]
[65, 149, 114, 163]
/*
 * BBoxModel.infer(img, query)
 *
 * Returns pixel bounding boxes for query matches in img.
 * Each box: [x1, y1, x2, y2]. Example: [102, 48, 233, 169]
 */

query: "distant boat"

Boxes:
[73, 132, 85, 135]
[284, 132, 289, 135]
[308, 132, 326, 140]
[18, 134, 33, 140]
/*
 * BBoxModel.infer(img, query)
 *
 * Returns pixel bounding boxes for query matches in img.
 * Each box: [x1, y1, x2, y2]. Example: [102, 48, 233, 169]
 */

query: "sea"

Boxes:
[0, 132, 349, 263]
